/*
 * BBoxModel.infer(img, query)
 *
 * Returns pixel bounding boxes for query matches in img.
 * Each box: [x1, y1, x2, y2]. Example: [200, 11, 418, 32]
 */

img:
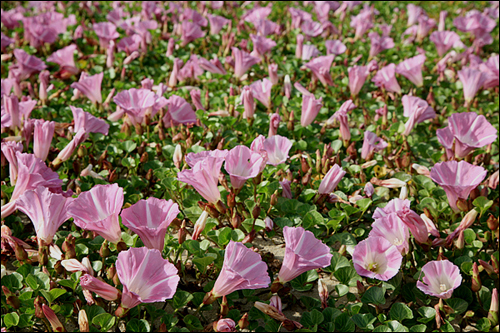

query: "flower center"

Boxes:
[393, 237, 403, 246]
[440, 283, 447, 291]
[367, 262, 379, 273]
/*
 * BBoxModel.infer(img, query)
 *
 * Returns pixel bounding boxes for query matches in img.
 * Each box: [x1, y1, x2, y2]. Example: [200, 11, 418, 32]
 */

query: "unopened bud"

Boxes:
[3, 286, 20, 309]
[338, 244, 346, 256]
[78, 310, 89, 332]
[357, 280, 365, 294]
[270, 192, 278, 206]
[471, 262, 481, 292]
[456, 230, 465, 249]
[99, 240, 110, 258]
[116, 241, 127, 252]
[318, 279, 328, 309]
[178, 220, 187, 244]
[34, 296, 45, 319]
[107, 264, 117, 281]
[487, 214, 499, 231]
[252, 204, 261, 219]
[14, 242, 28, 262]
[456, 198, 469, 212]
[220, 295, 229, 316]
[301, 157, 309, 174]
[488, 288, 499, 326]
[62, 235, 76, 259]
[140, 151, 149, 164]
[238, 313, 249, 329]
[242, 229, 256, 244]
[145, 168, 153, 181]
[227, 193, 236, 209]
[173, 144, 182, 169]
[479, 259, 496, 276]
[492, 255, 499, 274]
[231, 212, 242, 229]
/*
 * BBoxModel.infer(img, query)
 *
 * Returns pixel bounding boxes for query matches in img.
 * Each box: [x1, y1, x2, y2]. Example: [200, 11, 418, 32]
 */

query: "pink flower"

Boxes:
[181, 21, 206, 46]
[458, 67, 487, 104]
[225, 145, 266, 189]
[401, 95, 436, 136]
[215, 319, 236, 332]
[12, 49, 47, 81]
[268, 113, 281, 137]
[280, 179, 292, 199]
[181, 8, 208, 27]
[224, 145, 266, 189]
[372, 64, 401, 94]
[232, 47, 261, 79]
[289, 8, 312, 28]
[325, 40, 346, 56]
[117, 34, 142, 55]
[304, 55, 334, 86]
[120, 198, 179, 251]
[268, 63, 279, 85]
[436, 112, 497, 159]
[407, 4, 426, 26]
[318, 165, 346, 194]
[417, 260, 462, 299]
[61, 258, 93, 275]
[207, 240, 270, 300]
[177, 156, 224, 204]
[198, 56, 227, 75]
[361, 131, 388, 160]
[275, 226, 332, 283]
[72, 105, 109, 137]
[264, 217, 274, 232]
[185, 150, 228, 168]
[301, 20, 323, 37]
[1, 141, 23, 186]
[80, 274, 120, 301]
[454, 11, 496, 36]
[330, 101, 355, 141]
[396, 55, 426, 87]
[353, 236, 402, 281]
[372, 198, 410, 220]
[295, 34, 304, 59]
[2, 95, 37, 129]
[429, 31, 464, 57]
[368, 32, 394, 58]
[1, 152, 64, 218]
[68, 184, 124, 244]
[192, 211, 209, 240]
[46, 44, 79, 77]
[177, 55, 204, 82]
[396, 207, 429, 244]
[239, 86, 255, 119]
[370, 214, 410, 255]
[38, 70, 50, 103]
[42, 304, 65, 332]
[250, 34, 276, 57]
[350, 10, 374, 39]
[416, 16, 436, 41]
[364, 182, 374, 197]
[33, 120, 55, 161]
[113, 88, 157, 126]
[116, 247, 180, 309]
[93, 22, 120, 49]
[162, 95, 197, 128]
[430, 161, 487, 212]
[420, 214, 440, 238]
[301, 94, 322, 127]
[208, 14, 230, 35]
[348, 65, 369, 97]
[16, 186, 71, 244]
[250, 79, 273, 109]
[71, 72, 104, 104]
[190, 89, 205, 111]
[262, 135, 293, 166]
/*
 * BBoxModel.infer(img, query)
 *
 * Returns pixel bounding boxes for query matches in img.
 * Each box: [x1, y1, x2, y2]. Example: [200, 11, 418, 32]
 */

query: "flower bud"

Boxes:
[178, 220, 187, 244]
[456, 198, 469, 212]
[479, 259, 496, 276]
[488, 288, 499, 326]
[264, 217, 274, 232]
[231, 212, 242, 229]
[357, 280, 365, 294]
[220, 295, 229, 316]
[238, 313, 249, 329]
[42, 304, 66, 332]
[216, 200, 227, 215]
[192, 211, 209, 240]
[284, 75, 291, 99]
[173, 144, 182, 169]
[14, 242, 28, 262]
[471, 262, 481, 292]
[318, 279, 328, 309]
[99, 240, 110, 258]
[252, 204, 261, 219]
[455, 229, 465, 249]
[79, 310, 89, 332]
[3, 286, 20, 309]
[242, 229, 256, 244]
[227, 193, 236, 209]
[270, 192, 278, 206]
[61, 235, 76, 259]
[487, 214, 499, 231]
[492, 255, 499, 274]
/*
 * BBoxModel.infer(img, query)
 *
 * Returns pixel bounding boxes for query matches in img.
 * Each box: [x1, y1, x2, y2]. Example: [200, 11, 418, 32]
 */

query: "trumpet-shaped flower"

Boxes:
[113, 88, 157, 126]
[68, 184, 123, 244]
[16, 186, 72, 244]
[250, 34, 276, 57]
[370, 214, 410, 254]
[430, 161, 487, 212]
[325, 40, 346, 55]
[429, 31, 464, 57]
[185, 150, 228, 168]
[348, 65, 369, 97]
[162, 95, 197, 128]
[46, 44, 79, 78]
[396, 206, 429, 244]
[232, 47, 261, 79]
[318, 165, 346, 194]
[117, 34, 142, 55]
[116, 247, 180, 309]
[301, 20, 323, 37]
[372, 64, 401, 94]
[361, 131, 388, 160]
[94, 22, 120, 49]
[205, 240, 270, 302]
[1, 141, 23, 186]
[71, 72, 104, 104]
[396, 55, 426, 87]
[457, 67, 487, 104]
[80, 274, 120, 301]
[12, 49, 47, 81]
[373, 198, 411, 220]
[120, 198, 179, 251]
[368, 32, 394, 58]
[198, 56, 227, 75]
[304, 55, 334, 86]
[177, 156, 224, 204]
[353, 236, 402, 281]
[250, 79, 273, 109]
[401, 95, 436, 136]
[275, 226, 332, 284]
[33, 120, 55, 161]
[224, 146, 266, 189]
[181, 21, 206, 46]
[301, 94, 323, 127]
[417, 260, 462, 299]
[262, 135, 293, 166]
[436, 112, 497, 159]
[208, 14, 230, 35]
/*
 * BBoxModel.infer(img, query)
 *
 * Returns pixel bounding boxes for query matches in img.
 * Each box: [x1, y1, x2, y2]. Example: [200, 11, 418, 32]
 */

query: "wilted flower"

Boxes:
[68, 184, 123, 244]
[116, 247, 180, 310]
[416, 260, 461, 299]
[353, 236, 402, 281]
[430, 161, 487, 212]
[120, 198, 179, 251]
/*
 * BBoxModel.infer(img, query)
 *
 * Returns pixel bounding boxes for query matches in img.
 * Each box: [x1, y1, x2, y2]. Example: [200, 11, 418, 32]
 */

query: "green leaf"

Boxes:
[83, 305, 106, 324]
[290, 270, 318, 292]
[218, 227, 232, 246]
[476, 318, 491, 332]
[389, 303, 414, 321]
[334, 313, 355, 332]
[446, 298, 468, 314]
[328, 252, 350, 272]
[172, 290, 194, 310]
[387, 320, 409, 332]
[192, 254, 216, 273]
[373, 325, 392, 332]
[302, 211, 324, 230]
[417, 307, 435, 323]
[409, 324, 427, 332]
[301, 309, 324, 327]
[25, 274, 39, 290]
[127, 318, 150, 332]
[2, 272, 23, 290]
[361, 286, 386, 305]
[122, 140, 137, 153]
[335, 284, 349, 297]
[356, 198, 372, 211]
[4, 312, 20, 328]
[183, 314, 203, 331]
[334, 266, 361, 286]
[351, 313, 376, 330]
[93, 313, 116, 332]
[49, 289, 66, 302]
[473, 197, 493, 216]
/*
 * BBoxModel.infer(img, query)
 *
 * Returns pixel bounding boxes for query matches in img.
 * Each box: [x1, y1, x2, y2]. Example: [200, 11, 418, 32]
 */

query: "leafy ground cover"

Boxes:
[1, 1, 499, 332]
